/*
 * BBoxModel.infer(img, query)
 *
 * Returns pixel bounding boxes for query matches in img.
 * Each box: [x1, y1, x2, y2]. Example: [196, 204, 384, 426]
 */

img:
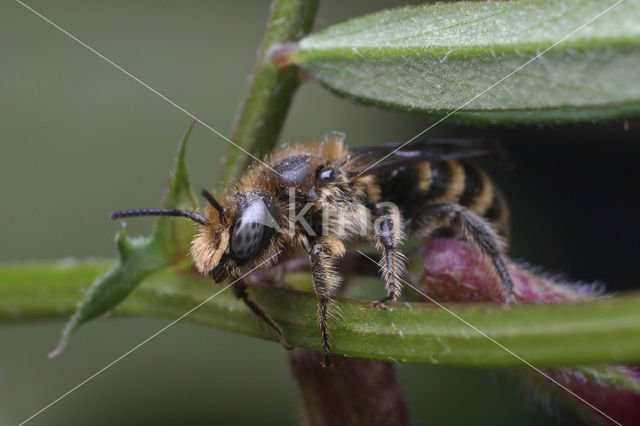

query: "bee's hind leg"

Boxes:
[372, 204, 408, 308]
[231, 279, 294, 350]
[417, 203, 515, 303]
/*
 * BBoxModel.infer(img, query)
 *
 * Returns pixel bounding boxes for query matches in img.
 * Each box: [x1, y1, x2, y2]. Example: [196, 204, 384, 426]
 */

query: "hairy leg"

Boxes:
[417, 203, 515, 302]
[372, 204, 408, 307]
[309, 236, 346, 366]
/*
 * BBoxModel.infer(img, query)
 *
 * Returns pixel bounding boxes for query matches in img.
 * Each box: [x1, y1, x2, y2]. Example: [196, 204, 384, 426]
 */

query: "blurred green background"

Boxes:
[2, 0, 639, 424]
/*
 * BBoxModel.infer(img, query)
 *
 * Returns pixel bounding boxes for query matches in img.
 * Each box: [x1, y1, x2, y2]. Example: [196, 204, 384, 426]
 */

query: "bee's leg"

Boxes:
[372, 204, 408, 308]
[231, 279, 294, 350]
[418, 203, 515, 303]
[309, 236, 346, 367]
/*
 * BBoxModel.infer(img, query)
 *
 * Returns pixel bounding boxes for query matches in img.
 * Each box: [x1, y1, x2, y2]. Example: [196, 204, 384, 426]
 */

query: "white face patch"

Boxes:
[231, 197, 270, 261]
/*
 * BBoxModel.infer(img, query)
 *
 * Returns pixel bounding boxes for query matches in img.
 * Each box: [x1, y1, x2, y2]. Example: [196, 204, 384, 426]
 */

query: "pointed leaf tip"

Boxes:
[48, 340, 66, 359]
[162, 120, 198, 211]
[48, 348, 61, 359]
[51, 121, 199, 356]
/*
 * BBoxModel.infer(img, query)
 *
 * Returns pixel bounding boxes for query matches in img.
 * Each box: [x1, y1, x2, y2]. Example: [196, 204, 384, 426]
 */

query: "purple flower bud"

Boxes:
[418, 238, 639, 425]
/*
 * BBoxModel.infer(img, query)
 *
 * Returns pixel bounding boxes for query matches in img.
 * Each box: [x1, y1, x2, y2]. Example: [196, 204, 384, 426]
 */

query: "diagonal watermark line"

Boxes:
[358, 0, 624, 176]
[356, 250, 623, 426]
[15, 0, 283, 178]
[18, 250, 282, 426]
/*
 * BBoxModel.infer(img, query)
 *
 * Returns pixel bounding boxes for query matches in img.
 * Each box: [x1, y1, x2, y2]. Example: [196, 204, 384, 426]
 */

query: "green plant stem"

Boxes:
[3, 260, 640, 370]
[217, 0, 318, 186]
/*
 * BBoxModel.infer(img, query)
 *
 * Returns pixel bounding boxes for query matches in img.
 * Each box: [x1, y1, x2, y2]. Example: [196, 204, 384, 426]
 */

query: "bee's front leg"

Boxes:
[230, 278, 294, 350]
[372, 204, 408, 308]
[309, 236, 345, 367]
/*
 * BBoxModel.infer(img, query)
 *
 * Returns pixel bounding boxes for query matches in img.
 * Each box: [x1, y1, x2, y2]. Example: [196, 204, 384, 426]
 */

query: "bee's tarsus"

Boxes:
[322, 353, 332, 368]
[373, 297, 392, 309]
[282, 341, 295, 351]
[505, 293, 517, 305]
[230, 279, 292, 349]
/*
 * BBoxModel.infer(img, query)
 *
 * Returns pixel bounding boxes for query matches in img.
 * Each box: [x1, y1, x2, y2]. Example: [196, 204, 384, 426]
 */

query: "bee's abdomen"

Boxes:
[379, 160, 509, 236]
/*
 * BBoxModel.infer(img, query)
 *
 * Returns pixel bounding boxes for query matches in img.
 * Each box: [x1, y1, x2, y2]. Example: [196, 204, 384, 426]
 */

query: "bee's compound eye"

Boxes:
[231, 198, 268, 261]
[231, 221, 264, 261]
[319, 168, 336, 181]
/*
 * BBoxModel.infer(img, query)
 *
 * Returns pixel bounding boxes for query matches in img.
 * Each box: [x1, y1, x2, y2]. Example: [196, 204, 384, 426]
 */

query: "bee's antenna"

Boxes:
[201, 189, 225, 217]
[109, 208, 209, 226]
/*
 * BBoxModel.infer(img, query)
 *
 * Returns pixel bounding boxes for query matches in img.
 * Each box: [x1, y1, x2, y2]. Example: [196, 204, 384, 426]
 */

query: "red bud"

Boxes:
[418, 238, 639, 426]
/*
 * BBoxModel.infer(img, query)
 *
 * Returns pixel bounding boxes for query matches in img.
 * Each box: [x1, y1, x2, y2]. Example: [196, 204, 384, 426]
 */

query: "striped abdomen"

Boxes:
[379, 160, 509, 238]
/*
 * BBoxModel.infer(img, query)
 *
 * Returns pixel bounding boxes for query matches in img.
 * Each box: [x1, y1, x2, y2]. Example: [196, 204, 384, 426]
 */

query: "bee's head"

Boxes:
[191, 189, 278, 282]
[110, 189, 278, 283]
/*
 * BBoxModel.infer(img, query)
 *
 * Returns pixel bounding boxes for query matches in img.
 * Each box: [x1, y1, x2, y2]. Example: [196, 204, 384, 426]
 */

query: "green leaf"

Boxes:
[3, 260, 640, 371]
[293, 0, 640, 123]
[48, 121, 199, 357]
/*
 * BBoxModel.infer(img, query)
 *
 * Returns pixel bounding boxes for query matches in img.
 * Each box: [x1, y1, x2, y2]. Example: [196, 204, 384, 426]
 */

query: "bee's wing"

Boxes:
[346, 138, 506, 177]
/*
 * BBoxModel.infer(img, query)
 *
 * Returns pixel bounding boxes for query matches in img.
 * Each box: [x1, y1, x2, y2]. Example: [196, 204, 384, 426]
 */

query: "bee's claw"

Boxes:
[374, 296, 394, 309]
[322, 353, 332, 367]
[275, 332, 294, 350]
[281, 341, 295, 351]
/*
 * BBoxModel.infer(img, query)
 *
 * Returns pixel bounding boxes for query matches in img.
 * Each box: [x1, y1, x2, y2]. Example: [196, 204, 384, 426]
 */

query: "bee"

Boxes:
[110, 132, 513, 366]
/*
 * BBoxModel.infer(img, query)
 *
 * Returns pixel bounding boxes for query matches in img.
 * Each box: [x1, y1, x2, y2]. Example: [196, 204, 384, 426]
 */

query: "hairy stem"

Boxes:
[217, 0, 318, 186]
[2, 260, 640, 369]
